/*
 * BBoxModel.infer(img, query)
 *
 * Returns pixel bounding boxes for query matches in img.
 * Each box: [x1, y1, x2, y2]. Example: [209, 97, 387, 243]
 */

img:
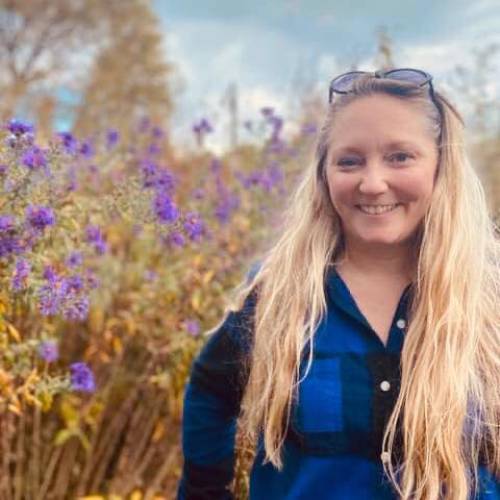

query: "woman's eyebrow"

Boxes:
[331, 141, 420, 156]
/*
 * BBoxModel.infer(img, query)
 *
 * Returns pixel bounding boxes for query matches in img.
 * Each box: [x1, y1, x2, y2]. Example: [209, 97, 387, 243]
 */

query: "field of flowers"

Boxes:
[0, 111, 318, 499]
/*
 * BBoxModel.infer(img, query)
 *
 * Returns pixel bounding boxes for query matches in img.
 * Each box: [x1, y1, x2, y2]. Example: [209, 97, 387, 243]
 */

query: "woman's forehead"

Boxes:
[328, 96, 436, 151]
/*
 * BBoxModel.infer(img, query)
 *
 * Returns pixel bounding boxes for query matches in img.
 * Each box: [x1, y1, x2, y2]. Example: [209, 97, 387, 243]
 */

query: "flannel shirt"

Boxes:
[177, 268, 500, 499]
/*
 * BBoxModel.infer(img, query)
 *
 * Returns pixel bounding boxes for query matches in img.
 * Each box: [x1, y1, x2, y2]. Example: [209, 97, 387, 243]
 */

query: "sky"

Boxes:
[153, 0, 500, 153]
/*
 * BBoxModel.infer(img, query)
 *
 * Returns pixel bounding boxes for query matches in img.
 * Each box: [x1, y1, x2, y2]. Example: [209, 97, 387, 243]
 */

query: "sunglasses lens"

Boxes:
[384, 69, 428, 85]
[332, 72, 365, 92]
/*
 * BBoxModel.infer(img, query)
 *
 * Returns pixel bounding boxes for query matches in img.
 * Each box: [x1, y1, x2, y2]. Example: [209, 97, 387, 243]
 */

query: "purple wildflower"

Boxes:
[85, 225, 107, 255]
[62, 294, 90, 321]
[192, 118, 213, 146]
[84, 269, 100, 289]
[58, 132, 78, 155]
[183, 212, 204, 241]
[11, 258, 31, 291]
[147, 143, 161, 156]
[184, 319, 200, 337]
[0, 164, 7, 175]
[214, 177, 240, 224]
[153, 191, 179, 224]
[79, 140, 94, 159]
[42, 265, 58, 283]
[38, 340, 59, 363]
[151, 125, 164, 139]
[21, 146, 47, 170]
[69, 362, 95, 392]
[168, 230, 185, 248]
[0, 215, 15, 232]
[106, 129, 119, 148]
[63, 274, 84, 292]
[7, 119, 35, 136]
[26, 205, 56, 231]
[66, 251, 83, 268]
[38, 280, 61, 316]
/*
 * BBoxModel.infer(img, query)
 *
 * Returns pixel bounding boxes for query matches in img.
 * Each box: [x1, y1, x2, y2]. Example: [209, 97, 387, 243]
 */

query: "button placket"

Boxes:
[396, 318, 406, 329]
[379, 380, 391, 392]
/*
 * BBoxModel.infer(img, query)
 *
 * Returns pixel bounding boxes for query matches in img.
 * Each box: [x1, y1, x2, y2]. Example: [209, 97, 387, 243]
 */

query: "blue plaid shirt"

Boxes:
[177, 268, 500, 499]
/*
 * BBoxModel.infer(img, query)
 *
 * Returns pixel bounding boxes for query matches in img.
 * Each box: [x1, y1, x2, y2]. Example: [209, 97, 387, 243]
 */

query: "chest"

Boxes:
[336, 270, 410, 348]
[348, 288, 405, 347]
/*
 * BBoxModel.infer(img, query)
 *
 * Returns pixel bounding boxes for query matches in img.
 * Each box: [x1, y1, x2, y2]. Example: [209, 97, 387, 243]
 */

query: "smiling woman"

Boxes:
[326, 94, 440, 253]
[178, 69, 500, 500]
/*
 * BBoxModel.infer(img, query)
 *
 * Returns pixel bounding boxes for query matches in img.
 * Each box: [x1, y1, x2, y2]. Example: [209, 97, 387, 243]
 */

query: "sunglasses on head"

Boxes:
[328, 68, 436, 105]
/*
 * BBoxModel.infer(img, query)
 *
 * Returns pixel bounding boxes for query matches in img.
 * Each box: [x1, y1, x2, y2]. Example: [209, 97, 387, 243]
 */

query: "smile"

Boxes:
[356, 203, 401, 215]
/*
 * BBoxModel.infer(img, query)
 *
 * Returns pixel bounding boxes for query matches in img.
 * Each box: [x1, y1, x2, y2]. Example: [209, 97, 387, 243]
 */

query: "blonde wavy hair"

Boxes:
[224, 74, 500, 499]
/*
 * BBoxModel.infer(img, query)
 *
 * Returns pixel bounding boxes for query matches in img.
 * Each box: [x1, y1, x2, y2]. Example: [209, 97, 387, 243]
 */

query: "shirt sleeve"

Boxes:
[177, 288, 257, 500]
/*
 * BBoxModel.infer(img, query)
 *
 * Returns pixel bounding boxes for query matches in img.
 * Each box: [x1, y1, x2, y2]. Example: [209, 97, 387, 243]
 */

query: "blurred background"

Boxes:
[0, 1, 498, 499]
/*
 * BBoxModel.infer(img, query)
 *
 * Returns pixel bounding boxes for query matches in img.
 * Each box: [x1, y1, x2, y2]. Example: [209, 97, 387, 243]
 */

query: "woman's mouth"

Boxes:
[356, 203, 401, 215]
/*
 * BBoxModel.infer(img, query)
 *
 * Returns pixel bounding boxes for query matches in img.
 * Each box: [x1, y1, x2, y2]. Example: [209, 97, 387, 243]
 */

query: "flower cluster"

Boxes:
[37, 265, 92, 321]
[192, 118, 213, 146]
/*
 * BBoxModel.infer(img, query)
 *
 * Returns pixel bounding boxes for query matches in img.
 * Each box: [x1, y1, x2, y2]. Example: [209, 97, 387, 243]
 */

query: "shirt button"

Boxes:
[380, 380, 391, 391]
[381, 451, 391, 463]
[396, 318, 406, 329]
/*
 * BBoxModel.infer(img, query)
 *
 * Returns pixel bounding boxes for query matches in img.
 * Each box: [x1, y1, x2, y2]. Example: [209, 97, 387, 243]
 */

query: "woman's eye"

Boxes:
[337, 158, 359, 167]
[390, 152, 413, 163]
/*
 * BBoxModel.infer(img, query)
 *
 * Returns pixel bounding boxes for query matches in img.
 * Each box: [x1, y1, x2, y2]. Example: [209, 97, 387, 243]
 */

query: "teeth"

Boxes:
[358, 204, 399, 215]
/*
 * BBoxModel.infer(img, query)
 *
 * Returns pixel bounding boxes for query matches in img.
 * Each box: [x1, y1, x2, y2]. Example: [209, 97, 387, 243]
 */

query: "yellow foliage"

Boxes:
[8, 402, 21, 415]
[40, 391, 53, 412]
[59, 398, 80, 428]
[130, 491, 142, 500]
[191, 254, 203, 269]
[84, 400, 105, 427]
[202, 270, 215, 285]
[190, 290, 202, 312]
[6, 323, 21, 342]
[89, 307, 105, 334]
[151, 420, 165, 442]
[113, 337, 123, 355]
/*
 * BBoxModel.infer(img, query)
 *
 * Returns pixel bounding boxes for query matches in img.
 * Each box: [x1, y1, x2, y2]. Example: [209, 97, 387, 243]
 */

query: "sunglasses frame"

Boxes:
[328, 68, 436, 105]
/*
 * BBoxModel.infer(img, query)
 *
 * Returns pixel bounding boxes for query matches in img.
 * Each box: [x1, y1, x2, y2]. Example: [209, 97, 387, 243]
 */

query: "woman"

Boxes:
[177, 69, 500, 499]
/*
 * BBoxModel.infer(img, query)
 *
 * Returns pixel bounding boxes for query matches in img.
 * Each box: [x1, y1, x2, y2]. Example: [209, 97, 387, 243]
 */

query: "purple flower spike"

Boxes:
[12, 258, 31, 291]
[69, 362, 96, 393]
[79, 140, 94, 159]
[151, 125, 164, 139]
[22, 146, 47, 170]
[85, 225, 107, 255]
[62, 294, 90, 321]
[183, 212, 204, 242]
[58, 132, 78, 154]
[66, 251, 83, 268]
[7, 119, 35, 136]
[38, 340, 59, 363]
[169, 230, 185, 248]
[26, 205, 55, 231]
[184, 319, 200, 337]
[0, 215, 15, 232]
[106, 129, 119, 148]
[153, 191, 179, 224]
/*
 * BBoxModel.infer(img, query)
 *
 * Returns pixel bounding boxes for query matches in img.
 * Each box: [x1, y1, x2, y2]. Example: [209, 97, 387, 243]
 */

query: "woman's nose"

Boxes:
[358, 165, 389, 195]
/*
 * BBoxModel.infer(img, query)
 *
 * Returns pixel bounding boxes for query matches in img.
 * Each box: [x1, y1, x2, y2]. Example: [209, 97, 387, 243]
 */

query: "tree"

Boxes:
[73, 0, 175, 143]
[0, 0, 115, 121]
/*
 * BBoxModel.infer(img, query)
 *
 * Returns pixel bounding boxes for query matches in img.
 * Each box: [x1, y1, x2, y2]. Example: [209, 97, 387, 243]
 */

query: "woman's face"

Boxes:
[325, 94, 439, 250]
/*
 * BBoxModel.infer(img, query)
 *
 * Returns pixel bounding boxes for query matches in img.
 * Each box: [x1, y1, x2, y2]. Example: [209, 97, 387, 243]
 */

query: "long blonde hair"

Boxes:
[226, 74, 500, 499]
